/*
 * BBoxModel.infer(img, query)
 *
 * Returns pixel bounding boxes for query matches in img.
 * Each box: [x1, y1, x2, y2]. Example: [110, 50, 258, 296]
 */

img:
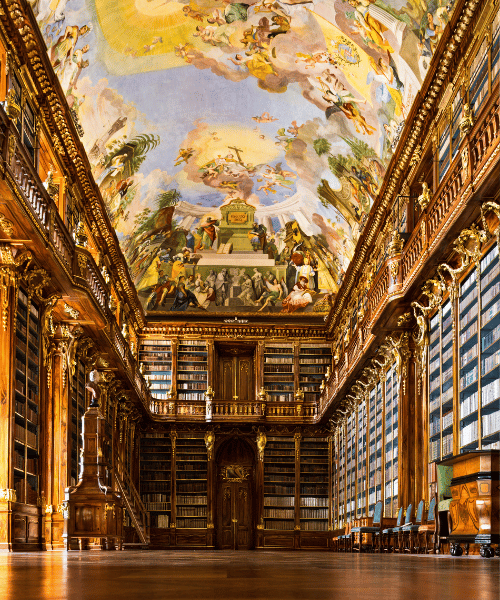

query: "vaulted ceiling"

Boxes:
[34, 0, 455, 316]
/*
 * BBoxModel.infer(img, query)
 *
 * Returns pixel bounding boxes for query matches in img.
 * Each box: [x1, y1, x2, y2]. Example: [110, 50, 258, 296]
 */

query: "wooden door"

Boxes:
[217, 356, 254, 402]
[218, 478, 252, 549]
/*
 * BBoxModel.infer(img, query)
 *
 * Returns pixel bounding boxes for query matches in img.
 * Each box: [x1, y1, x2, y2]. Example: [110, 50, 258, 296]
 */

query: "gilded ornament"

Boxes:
[459, 103, 474, 138]
[0, 489, 17, 502]
[462, 146, 469, 174]
[63, 302, 79, 319]
[389, 260, 399, 281]
[76, 253, 87, 275]
[417, 182, 431, 210]
[387, 230, 404, 257]
[0, 214, 14, 237]
[204, 430, 215, 461]
[5, 88, 20, 121]
[397, 312, 411, 327]
[256, 430, 267, 461]
[73, 221, 88, 247]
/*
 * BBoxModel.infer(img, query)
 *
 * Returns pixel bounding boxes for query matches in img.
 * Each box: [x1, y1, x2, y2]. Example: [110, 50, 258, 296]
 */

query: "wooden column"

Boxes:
[43, 330, 69, 550]
[205, 431, 215, 547]
[294, 431, 301, 548]
[170, 429, 177, 538]
[0, 262, 16, 550]
[255, 430, 265, 547]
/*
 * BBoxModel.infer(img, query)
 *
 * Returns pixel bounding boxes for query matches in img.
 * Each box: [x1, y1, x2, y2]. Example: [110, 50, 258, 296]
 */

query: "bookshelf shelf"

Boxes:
[263, 345, 294, 402]
[176, 342, 208, 402]
[140, 339, 172, 402]
[175, 435, 208, 529]
[13, 288, 40, 505]
[300, 437, 328, 531]
[264, 436, 295, 530]
[140, 433, 172, 529]
[298, 344, 332, 403]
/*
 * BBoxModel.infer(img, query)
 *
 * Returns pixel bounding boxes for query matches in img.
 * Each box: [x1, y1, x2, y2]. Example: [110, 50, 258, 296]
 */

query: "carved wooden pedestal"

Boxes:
[439, 450, 499, 558]
[63, 405, 123, 550]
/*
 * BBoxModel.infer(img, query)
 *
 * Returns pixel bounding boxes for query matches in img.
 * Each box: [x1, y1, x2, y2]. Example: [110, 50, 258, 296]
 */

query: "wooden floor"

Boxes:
[0, 551, 497, 600]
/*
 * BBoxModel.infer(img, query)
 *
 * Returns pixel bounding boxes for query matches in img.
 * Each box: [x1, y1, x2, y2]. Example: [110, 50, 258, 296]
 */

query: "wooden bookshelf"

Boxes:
[299, 437, 328, 532]
[263, 436, 295, 531]
[70, 359, 86, 486]
[298, 344, 332, 402]
[140, 340, 172, 401]
[263, 344, 294, 402]
[384, 363, 399, 518]
[344, 415, 356, 523]
[368, 383, 383, 515]
[140, 432, 172, 529]
[176, 341, 208, 403]
[13, 287, 40, 505]
[356, 402, 367, 518]
[175, 435, 208, 529]
[429, 298, 454, 461]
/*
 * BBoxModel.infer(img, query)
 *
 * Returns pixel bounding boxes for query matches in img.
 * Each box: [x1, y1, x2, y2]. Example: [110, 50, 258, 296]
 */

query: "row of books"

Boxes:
[264, 486, 294, 495]
[481, 299, 500, 327]
[460, 344, 478, 367]
[177, 393, 206, 401]
[144, 501, 170, 511]
[14, 424, 37, 447]
[482, 348, 500, 375]
[141, 461, 170, 470]
[460, 302, 478, 330]
[300, 521, 328, 531]
[264, 365, 294, 373]
[177, 506, 207, 517]
[482, 411, 500, 437]
[176, 494, 207, 505]
[300, 508, 328, 518]
[264, 357, 293, 364]
[264, 520, 294, 530]
[298, 358, 330, 364]
[264, 508, 294, 519]
[264, 496, 294, 507]
[176, 518, 207, 528]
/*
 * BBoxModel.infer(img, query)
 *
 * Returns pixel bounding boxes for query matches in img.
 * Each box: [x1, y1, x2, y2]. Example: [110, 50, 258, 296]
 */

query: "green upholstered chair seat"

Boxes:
[351, 526, 381, 533]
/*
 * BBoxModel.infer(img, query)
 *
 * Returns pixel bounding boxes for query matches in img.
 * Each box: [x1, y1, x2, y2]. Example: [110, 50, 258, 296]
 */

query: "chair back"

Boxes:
[373, 501, 383, 526]
[415, 500, 425, 524]
[404, 504, 413, 525]
[427, 496, 437, 523]
[395, 506, 403, 526]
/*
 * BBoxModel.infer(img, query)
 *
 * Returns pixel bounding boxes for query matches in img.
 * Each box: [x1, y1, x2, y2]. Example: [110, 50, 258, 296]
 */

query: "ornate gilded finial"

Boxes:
[5, 88, 20, 121]
[325, 365, 331, 379]
[459, 103, 474, 138]
[139, 362, 145, 374]
[73, 221, 88, 247]
[205, 386, 215, 401]
[387, 230, 404, 257]
[417, 182, 431, 210]
[294, 388, 304, 402]
[109, 295, 117, 312]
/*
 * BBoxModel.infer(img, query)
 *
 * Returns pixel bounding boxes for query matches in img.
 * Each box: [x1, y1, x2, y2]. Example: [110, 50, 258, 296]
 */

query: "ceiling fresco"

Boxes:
[33, 0, 455, 315]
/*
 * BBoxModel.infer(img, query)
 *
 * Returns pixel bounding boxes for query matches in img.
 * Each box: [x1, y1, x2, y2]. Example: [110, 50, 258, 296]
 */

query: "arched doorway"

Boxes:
[216, 437, 255, 549]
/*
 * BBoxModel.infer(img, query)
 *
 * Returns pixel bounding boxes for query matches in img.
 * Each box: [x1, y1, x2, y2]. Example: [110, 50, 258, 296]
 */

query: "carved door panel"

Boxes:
[220, 358, 233, 401]
[217, 479, 252, 549]
[217, 356, 254, 402]
[238, 357, 253, 403]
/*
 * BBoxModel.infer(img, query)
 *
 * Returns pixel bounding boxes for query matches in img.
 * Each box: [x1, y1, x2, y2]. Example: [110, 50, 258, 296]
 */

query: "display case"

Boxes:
[176, 341, 207, 402]
[263, 344, 294, 402]
[263, 436, 295, 531]
[175, 435, 208, 529]
[13, 287, 40, 505]
[140, 433, 171, 529]
[299, 437, 328, 531]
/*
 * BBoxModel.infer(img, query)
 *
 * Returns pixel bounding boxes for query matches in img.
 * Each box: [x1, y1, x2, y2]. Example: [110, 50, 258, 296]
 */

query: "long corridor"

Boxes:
[0, 551, 497, 600]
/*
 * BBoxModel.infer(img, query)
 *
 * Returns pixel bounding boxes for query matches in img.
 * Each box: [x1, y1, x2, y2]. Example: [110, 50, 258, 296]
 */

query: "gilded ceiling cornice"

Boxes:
[325, 0, 483, 336]
[142, 324, 327, 339]
[0, 0, 145, 331]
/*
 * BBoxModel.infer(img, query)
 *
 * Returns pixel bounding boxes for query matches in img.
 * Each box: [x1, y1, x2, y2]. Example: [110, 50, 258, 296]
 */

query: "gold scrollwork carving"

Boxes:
[0, 489, 17, 502]
[0, 214, 14, 238]
[204, 430, 215, 461]
[221, 465, 250, 482]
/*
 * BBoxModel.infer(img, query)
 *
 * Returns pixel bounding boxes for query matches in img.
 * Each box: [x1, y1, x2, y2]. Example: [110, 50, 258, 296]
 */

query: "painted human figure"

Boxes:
[195, 217, 219, 251]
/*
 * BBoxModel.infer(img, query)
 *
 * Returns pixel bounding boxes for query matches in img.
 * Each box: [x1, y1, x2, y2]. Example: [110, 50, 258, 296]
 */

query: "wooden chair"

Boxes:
[395, 504, 413, 552]
[401, 500, 425, 553]
[338, 522, 351, 552]
[381, 506, 403, 552]
[418, 495, 438, 553]
[350, 501, 383, 552]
